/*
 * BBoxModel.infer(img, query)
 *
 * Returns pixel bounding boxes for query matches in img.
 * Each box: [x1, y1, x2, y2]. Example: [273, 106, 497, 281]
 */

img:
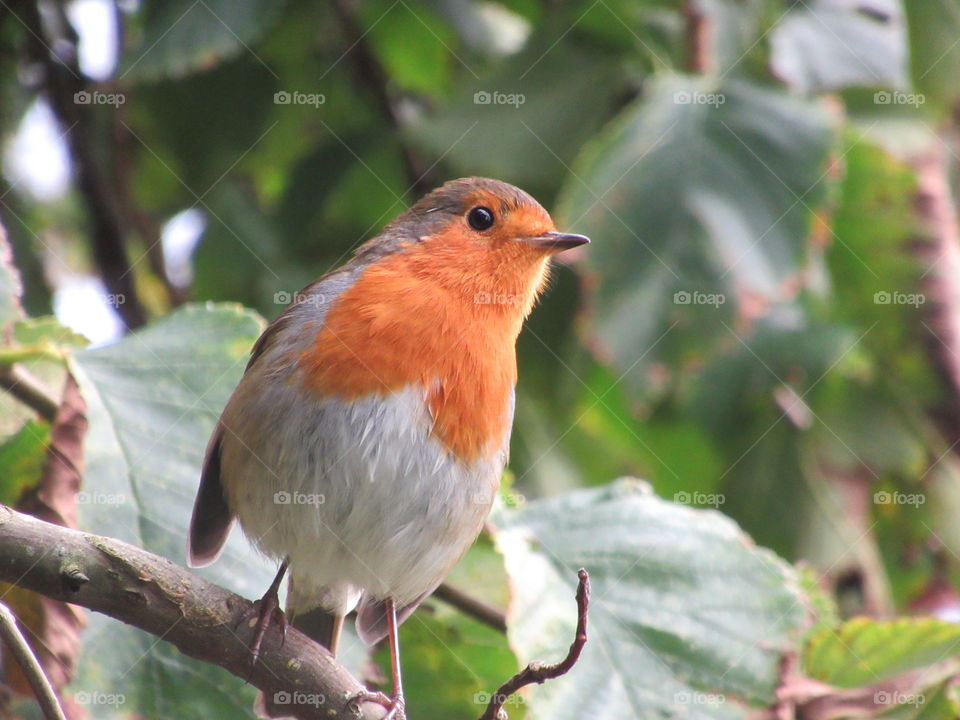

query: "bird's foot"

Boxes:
[347, 689, 406, 720]
[238, 590, 288, 671]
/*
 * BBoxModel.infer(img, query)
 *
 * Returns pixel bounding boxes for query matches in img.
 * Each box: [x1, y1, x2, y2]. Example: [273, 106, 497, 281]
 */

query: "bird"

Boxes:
[186, 176, 589, 719]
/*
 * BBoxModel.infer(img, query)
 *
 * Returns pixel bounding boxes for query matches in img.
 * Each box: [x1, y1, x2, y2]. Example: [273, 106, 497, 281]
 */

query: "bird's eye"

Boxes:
[467, 206, 495, 231]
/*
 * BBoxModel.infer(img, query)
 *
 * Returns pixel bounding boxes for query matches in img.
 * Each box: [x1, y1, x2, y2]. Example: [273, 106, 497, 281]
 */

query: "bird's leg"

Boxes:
[346, 598, 406, 719]
[384, 597, 406, 720]
[239, 560, 288, 670]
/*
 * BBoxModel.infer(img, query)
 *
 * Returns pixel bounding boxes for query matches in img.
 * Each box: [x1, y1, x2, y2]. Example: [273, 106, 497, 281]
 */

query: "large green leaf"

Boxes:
[68, 304, 367, 718]
[491, 480, 808, 719]
[770, 0, 908, 94]
[68, 304, 272, 718]
[805, 617, 960, 688]
[556, 75, 832, 395]
[0, 419, 49, 505]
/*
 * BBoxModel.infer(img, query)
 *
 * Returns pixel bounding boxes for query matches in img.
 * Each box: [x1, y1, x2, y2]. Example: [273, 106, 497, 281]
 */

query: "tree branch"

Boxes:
[0, 505, 386, 720]
[0, 601, 67, 720]
[477, 569, 590, 720]
[0, 364, 59, 422]
[433, 583, 507, 634]
[18, 0, 147, 329]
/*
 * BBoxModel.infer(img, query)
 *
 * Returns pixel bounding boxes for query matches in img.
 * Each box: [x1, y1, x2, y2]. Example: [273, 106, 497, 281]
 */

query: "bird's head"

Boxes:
[368, 177, 589, 319]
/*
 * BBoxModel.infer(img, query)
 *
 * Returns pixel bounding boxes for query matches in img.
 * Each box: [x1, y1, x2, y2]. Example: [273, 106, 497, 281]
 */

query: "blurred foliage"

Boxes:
[3, 0, 960, 718]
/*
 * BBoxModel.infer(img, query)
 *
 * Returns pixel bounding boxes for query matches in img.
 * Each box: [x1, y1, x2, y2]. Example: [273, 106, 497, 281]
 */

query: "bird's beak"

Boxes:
[519, 232, 590, 253]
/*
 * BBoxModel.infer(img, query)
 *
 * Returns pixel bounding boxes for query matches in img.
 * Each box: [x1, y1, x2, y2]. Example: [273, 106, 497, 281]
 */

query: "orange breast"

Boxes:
[298, 248, 522, 464]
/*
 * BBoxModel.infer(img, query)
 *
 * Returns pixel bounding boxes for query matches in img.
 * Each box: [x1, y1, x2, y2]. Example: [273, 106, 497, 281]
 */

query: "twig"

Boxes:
[0, 364, 59, 421]
[433, 583, 507, 634]
[683, 0, 710, 74]
[18, 0, 147, 329]
[0, 505, 387, 720]
[478, 568, 590, 720]
[0, 601, 68, 720]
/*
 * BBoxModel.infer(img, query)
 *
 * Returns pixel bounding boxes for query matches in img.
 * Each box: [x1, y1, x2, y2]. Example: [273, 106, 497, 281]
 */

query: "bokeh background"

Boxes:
[3, 0, 960, 718]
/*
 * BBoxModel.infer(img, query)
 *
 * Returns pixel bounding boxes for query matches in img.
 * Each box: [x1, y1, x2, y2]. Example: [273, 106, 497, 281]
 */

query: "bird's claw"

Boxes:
[238, 593, 288, 672]
[346, 689, 405, 720]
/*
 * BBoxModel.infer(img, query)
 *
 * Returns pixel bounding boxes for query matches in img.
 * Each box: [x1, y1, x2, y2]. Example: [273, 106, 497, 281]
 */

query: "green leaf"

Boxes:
[557, 75, 832, 395]
[0, 420, 50, 505]
[409, 37, 622, 201]
[770, 0, 908, 94]
[491, 479, 808, 719]
[904, 0, 960, 109]
[67, 304, 281, 719]
[122, 0, 291, 81]
[805, 617, 960, 688]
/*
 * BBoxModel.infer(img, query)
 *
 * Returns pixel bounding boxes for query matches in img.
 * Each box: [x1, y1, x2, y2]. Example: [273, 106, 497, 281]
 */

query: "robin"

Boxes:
[187, 177, 589, 718]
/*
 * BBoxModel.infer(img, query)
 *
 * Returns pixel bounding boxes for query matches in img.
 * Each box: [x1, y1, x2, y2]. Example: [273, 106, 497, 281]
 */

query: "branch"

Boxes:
[0, 364, 59, 422]
[0, 602, 67, 720]
[683, 0, 710, 75]
[433, 583, 507, 634]
[910, 140, 960, 448]
[477, 569, 590, 720]
[0, 505, 386, 720]
[18, 0, 147, 329]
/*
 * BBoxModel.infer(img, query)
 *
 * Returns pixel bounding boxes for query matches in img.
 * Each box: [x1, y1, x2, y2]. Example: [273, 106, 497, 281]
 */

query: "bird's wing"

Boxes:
[186, 266, 363, 567]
